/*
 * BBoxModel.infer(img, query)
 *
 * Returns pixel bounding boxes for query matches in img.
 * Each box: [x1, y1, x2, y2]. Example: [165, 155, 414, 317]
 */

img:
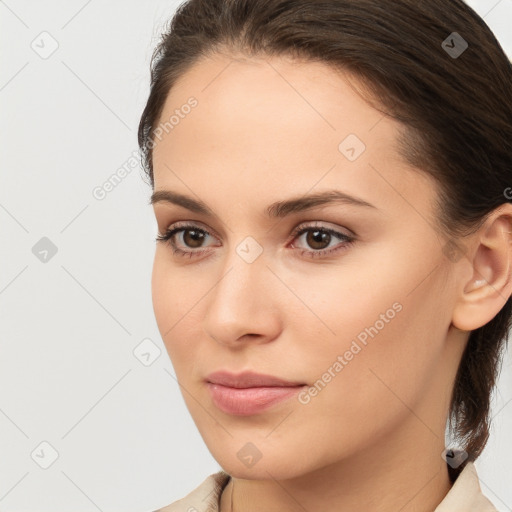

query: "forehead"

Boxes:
[154, 53, 387, 162]
[151, 53, 436, 222]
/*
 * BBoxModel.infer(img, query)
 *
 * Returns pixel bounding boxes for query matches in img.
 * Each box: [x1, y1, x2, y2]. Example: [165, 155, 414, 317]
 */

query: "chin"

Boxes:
[209, 445, 314, 481]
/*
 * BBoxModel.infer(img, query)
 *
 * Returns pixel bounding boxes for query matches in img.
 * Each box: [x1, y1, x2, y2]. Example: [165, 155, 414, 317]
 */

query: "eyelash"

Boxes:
[156, 221, 356, 260]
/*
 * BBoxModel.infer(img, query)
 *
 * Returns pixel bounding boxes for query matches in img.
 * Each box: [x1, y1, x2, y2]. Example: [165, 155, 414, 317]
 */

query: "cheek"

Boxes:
[278, 299, 440, 467]
[151, 251, 208, 366]
[151, 252, 189, 346]
[151, 251, 171, 331]
[287, 245, 448, 422]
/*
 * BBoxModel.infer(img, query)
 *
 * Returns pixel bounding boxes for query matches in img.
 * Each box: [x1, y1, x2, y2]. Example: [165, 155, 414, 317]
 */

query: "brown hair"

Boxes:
[138, 0, 512, 468]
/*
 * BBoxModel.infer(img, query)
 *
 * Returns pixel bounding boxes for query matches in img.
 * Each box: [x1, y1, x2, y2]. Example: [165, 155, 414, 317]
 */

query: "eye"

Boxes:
[289, 221, 356, 259]
[155, 221, 356, 259]
[155, 222, 215, 258]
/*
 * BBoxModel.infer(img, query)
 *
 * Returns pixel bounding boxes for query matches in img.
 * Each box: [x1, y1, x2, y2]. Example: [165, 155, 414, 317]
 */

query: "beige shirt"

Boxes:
[155, 461, 498, 512]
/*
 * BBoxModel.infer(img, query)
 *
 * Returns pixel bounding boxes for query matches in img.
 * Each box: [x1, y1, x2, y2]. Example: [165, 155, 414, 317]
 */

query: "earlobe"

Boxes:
[451, 208, 512, 332]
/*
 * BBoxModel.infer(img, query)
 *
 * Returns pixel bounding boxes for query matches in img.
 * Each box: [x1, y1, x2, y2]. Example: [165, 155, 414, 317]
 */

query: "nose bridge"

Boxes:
[202, 236, 280, 343]
[211, 238, 269, 312]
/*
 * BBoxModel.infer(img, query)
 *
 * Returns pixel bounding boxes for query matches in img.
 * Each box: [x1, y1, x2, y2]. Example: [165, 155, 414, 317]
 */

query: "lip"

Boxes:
[205, 370, 305, 388]
[205, 370, 307, 416]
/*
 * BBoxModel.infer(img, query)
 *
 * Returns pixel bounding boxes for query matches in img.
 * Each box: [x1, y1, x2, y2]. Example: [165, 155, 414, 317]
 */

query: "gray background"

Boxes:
[0, 1, 511, 511]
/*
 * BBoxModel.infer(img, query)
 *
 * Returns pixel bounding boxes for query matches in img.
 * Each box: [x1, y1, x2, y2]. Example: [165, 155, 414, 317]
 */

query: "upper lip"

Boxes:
[206, 370, 306, 388]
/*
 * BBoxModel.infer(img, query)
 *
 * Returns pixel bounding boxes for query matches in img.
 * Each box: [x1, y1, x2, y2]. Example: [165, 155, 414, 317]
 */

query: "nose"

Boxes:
[202, 248, 282, 347]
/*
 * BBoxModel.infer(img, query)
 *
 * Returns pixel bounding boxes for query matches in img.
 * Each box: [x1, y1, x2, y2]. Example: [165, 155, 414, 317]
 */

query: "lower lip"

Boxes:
[206, 382, 306, 416]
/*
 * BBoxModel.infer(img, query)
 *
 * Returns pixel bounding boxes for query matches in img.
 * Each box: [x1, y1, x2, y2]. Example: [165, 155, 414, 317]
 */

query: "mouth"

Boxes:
[205, 369, 306, 388]
[205, 370, 307, 416]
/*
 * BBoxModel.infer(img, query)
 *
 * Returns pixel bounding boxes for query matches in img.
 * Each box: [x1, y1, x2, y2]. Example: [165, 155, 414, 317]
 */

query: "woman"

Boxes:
[138, 0, 512, 510]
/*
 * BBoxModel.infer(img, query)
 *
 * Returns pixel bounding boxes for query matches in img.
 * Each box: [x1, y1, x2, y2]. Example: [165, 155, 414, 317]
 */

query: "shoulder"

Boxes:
[154, 470, 231, 512]
[435, 461, 498, 511]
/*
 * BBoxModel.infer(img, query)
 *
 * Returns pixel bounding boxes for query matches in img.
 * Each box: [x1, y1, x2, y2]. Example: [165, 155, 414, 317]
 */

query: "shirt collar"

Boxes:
[434, 461, 497, 511]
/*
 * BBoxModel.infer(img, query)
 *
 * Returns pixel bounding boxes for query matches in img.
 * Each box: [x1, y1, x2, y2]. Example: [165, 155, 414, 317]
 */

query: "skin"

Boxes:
[150, 52, 512, 512]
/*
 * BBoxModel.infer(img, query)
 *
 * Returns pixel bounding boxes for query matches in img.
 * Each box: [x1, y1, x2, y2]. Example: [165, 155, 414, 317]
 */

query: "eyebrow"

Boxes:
[149, 189, 378, 218]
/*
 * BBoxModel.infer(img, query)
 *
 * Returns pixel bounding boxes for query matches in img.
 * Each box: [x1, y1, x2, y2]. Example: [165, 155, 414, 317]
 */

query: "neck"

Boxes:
[220, 416, 453, 512]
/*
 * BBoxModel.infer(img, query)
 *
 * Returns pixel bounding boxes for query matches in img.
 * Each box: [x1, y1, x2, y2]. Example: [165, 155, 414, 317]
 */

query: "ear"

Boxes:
[451, 204, 512, 332]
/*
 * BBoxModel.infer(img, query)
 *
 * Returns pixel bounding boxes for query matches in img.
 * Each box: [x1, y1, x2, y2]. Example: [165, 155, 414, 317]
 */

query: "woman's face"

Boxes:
[150, 53, 466, 479]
